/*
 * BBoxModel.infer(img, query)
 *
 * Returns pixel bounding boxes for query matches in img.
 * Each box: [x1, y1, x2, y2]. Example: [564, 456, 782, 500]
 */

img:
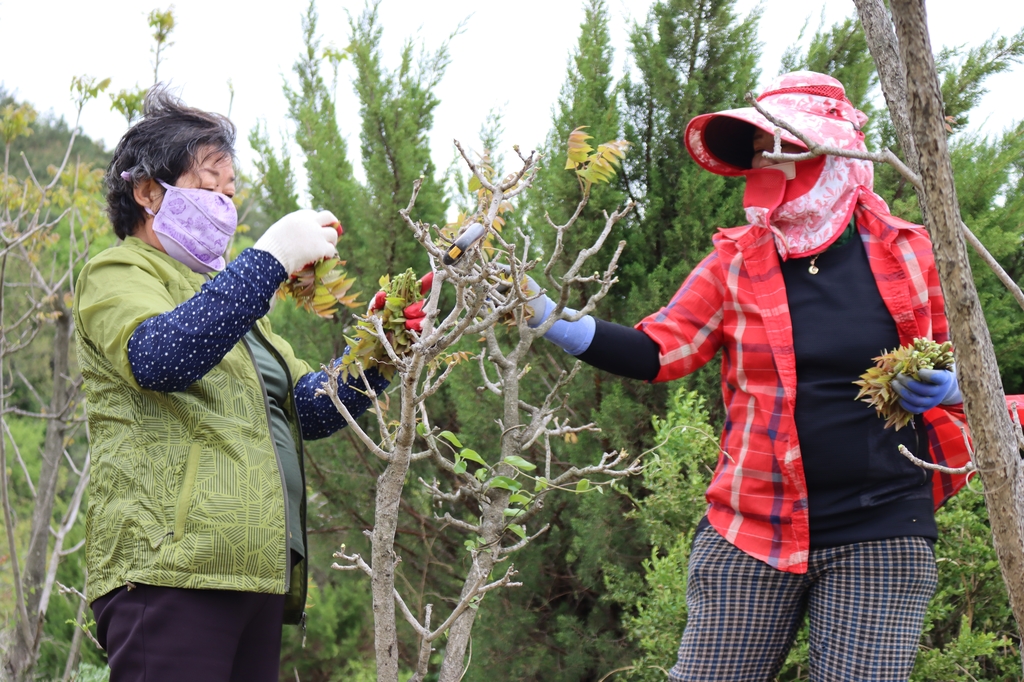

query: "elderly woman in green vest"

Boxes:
[73, 88, 389, 682]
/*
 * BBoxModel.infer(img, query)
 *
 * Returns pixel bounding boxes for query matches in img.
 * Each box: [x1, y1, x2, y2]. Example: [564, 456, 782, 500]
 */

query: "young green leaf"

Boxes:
[487, 476, 523, 492]
[415, 422, 427, 437]
[508, 492, 532, 505]
[453, 460, 467, 475]
[507, 524, 526, 540]
[565, 126, 594, 168]
[503, 454, 536, 471]
[534, 477, 549, 492]
[460, 448, 486, 466]
[503, 455, 537, 471]
[438, 430, 463, 448]
[503, 508, 525, 518]
[575, 478, 591, 493]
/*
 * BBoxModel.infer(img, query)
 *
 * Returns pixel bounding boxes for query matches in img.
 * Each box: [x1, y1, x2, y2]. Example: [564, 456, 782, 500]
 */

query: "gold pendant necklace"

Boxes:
[808, 254, 820, 275]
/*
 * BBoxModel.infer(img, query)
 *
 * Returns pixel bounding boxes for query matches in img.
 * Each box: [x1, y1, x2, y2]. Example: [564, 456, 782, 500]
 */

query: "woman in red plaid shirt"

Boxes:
[531, 71, 970, 681]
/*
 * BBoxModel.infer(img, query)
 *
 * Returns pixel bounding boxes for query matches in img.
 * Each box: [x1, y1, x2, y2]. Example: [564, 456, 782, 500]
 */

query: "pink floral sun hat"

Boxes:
[685, 71, 879, 259]
[685, 71, 870, 176]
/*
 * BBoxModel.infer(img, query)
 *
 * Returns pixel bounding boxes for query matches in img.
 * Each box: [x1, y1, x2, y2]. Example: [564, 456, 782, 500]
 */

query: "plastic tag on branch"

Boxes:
[564, 126, 630, 191]
[853, 338, 954, 430]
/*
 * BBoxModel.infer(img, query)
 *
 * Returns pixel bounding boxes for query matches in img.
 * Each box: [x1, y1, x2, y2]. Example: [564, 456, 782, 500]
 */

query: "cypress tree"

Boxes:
[285, 1, 365, 242]
[248, 122, 300, 226]
[616, 0, 761, 425]
[347, 1, 447, 279]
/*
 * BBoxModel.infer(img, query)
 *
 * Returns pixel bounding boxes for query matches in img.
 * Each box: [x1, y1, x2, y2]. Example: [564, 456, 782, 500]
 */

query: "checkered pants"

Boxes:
[668, 528, 937, 682]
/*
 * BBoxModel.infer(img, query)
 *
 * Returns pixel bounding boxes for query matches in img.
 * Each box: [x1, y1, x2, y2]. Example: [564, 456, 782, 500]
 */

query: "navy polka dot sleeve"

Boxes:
[128, 248, 391, 438]
[295, 357, 390, 440]
[128, 248, 287, 392]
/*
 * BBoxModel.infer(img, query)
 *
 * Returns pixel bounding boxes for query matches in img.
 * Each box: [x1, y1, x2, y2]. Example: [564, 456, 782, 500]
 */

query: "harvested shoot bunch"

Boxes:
[276, 221, 361, 319]
[854, 338, 954, 430]
[341, 269, 428, 381]
[277, 257, 360, 319]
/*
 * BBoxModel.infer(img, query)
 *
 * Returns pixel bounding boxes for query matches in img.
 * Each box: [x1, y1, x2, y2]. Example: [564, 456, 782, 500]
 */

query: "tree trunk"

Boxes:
[371, 373, 419, 682]
[371, 460, 405, 682]
[888, 0, 1024, 644]
[10, 302, 75, 680]
[852, 0, 919, 174]
[437, 363, 519, 682]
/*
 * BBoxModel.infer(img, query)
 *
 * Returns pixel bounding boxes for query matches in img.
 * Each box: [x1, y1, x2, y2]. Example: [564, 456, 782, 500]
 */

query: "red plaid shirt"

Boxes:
[637, 198, 982, 573]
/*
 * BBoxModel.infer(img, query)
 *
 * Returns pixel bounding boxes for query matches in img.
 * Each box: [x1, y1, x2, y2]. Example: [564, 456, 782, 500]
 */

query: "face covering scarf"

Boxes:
[685, 72, 878, 260]
[743, 152, 872, 260]
[124, 172, 239, 273]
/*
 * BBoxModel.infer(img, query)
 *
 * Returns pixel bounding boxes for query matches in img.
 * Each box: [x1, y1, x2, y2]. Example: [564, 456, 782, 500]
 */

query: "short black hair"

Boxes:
[106, 85, 236, 239]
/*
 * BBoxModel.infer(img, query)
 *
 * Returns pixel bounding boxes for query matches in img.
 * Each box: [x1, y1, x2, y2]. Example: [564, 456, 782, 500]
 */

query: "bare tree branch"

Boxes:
[319, 366, 392, 462]
[899, 444, 976, 475]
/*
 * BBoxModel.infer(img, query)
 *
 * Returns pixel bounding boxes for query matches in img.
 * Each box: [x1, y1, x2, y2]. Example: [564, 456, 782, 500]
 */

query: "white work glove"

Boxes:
[254, 209, 340, 275]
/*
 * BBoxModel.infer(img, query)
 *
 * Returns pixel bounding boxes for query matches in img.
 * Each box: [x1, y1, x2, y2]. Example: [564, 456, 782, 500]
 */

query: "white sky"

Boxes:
[1, 0, 1022, 201]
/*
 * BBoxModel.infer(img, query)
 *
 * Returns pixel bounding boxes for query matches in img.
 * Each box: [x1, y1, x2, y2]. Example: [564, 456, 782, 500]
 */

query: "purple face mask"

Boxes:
[130, 174, 238, 273]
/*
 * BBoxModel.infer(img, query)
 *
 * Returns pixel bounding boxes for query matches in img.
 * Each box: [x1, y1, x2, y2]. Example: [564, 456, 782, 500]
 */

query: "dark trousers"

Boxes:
[92, 583, 285, 682]
[669, 528, 937, 682]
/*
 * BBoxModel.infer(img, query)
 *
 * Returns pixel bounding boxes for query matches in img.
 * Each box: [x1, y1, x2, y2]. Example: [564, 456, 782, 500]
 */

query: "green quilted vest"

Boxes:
[74, 238, 312, 623]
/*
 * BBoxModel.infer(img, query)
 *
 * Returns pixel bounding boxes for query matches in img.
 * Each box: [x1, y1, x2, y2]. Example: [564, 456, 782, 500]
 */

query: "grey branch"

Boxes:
[745, 92, 921, 185]
[331, 546, 428, 638]
[56, 582, 102, 650]
[2, 418, 35, 497]
[426, 565, 521, 642]
[437, 512, 481, 535]
[898, 444, 976, 475]
[496, 523, 551, 557]
[320, 366, 391, 462]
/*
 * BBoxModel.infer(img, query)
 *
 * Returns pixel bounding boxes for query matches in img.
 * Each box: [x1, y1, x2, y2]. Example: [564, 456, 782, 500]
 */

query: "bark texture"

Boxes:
[853, 0, 920, 173]
[8, 301, 77, 680]
[370, 373, 420, 682]
[887, 0, 1024, 643]
[435, 364, 518, 682]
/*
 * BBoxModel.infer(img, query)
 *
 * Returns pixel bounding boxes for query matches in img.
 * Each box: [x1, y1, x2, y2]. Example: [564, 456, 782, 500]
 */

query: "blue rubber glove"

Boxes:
[509, 269, 595, 355]
[892, 367, 962, 413]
